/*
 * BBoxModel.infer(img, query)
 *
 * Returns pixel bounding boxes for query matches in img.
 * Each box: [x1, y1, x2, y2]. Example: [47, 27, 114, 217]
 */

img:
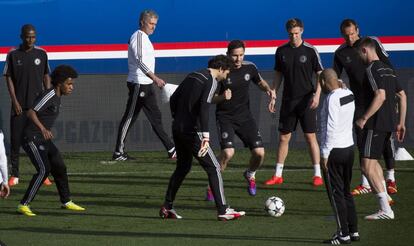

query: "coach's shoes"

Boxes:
[8, 176, 19, 187]
[323, 234, 351, 244]
[205, 186, 214, 201]
[243, 171, 257, 196]
[313, 176, 323, 186]
[159, 206, 183, 219]
[112, 152, 135, 161]
[264, 175, 283, 185]
[218, 207, 246, 221]
[350, 232, 360, 242]
[17, 204, 36, 216]
[62, 201, 86, 211]
[351, 185, 372, 196]
[386, 179, 398, 194]
[43, 177, 53, 186]
[364, 209, 394, 220]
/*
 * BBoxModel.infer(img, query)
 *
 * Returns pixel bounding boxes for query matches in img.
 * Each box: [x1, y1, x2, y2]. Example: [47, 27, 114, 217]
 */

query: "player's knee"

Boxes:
[222, 148, 234, 160]
[252, 147, 265, 159]
[279, 133, 291, 143]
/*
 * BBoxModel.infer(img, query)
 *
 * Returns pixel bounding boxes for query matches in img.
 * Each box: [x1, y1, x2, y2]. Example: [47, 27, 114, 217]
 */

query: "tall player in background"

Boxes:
[113, 10, 176, 161]
[3, 24, 52, 187]
[265, 18, 324, 186]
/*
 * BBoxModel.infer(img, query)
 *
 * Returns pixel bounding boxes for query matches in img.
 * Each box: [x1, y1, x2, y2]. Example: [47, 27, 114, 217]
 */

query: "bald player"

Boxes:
[319, 69, 359, 245]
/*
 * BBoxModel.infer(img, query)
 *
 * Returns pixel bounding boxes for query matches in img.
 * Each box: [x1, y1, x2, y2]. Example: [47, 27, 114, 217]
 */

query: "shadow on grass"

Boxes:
[2, 227, 323, 244]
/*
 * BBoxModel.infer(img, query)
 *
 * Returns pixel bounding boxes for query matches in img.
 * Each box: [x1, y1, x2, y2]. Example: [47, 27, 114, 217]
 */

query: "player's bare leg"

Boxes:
[361, 158, 394, 220]
[218, 148, 235, 171]
[265, 133, 291, 185]
[305, 133, 323, 186]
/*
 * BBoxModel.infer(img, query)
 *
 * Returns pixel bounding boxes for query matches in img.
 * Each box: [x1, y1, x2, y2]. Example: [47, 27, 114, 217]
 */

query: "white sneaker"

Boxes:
[217, 207, 246, 221]
[365, 210, 394, 220]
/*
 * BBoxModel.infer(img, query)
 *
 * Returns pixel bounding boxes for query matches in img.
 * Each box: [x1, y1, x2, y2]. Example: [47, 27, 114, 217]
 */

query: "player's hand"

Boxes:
[154, 77, 166, 88]
[355, 118, 366, 130]
[41, 128, 54, 140]
[309, 94, 319, 109]
[0, 183, 10, 198]
[198, 138, 210, 157]
[223, 89, 232, 100]
[321, 158, 328, 171]
[12, 100, 23, 115]
[396, 124, 406, 142]
[268, 98, 276, 113]
[338, 79, 348, 89]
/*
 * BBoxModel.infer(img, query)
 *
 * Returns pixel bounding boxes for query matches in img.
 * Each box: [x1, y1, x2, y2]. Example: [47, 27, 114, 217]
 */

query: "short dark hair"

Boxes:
[285, 18, 303, 31]
[227, 40, 245, 54]
[51, 65, 78, 86]
[340, 19, 359, 34]
[208, 55, 234, 70]
[21, 24, 35, 34]
[357, 37, 376, 50]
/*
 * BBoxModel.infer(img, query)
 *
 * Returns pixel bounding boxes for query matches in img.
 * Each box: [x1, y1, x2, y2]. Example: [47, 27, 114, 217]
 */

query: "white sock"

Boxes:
[386, 169, 395, 181]
[382, 180, 388, 193]
[313, 164, 321, 177]
[361, 175, 370, 188]
[377, 192, 392, 212]
[275, 163, 284, 177]
[245, 170, 256, 179]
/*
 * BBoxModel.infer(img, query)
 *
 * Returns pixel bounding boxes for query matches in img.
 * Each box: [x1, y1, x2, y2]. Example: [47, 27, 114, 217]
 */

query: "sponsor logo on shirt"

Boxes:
[17, 60, 23, 66]
[38, 145, 45, 151]
[244, 73, 250, 81]
[34, 58, 41, 65]
[345, 56, 352, 63]
[226, 78, 232, 85]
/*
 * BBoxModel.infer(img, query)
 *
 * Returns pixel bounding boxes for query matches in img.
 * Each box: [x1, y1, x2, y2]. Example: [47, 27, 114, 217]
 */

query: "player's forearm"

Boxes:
[272, 71, 282, 94]
[6, 77, 19, 103]
[397, 91, 407, 126]
[361, 91, 385, 121]
[43, 74, 51, 89]
[27, 109, 47, 132]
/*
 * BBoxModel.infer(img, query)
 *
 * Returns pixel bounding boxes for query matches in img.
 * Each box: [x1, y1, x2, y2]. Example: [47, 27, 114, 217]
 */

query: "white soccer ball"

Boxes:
[265, 196, 285, 217]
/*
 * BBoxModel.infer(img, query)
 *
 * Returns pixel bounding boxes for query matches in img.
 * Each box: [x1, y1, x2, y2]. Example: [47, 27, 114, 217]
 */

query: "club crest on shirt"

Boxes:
[222, 132, 228, 139]
[226, 78, 232, 85]
[38, 145, 45, 151]
[17, 60, 23, 66]
[345, 56, 352, 63]
[34, 58, 41, 65]
[281, 55, 286, 62]
[244, 73, 250, 81]
[139, 91, 145, 97]
[299, 55, 307, 63]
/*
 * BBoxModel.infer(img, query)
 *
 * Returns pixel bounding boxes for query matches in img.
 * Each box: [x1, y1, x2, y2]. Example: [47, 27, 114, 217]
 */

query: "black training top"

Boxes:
[363, 60, 402, 132]
[274, 41, 323, 100]
[216, 61, 262, 121]
[333, 36, 393, 109]
[3, 45, 50, 109]
[170, 69, 217, 135]
[24, 88, 60, 140]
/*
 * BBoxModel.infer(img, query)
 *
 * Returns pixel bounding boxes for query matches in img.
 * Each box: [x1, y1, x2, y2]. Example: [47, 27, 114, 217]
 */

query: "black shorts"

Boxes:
[217, 117, 263, 150]
[279, 93, 316, 133]
[359, 129, 392, 160]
